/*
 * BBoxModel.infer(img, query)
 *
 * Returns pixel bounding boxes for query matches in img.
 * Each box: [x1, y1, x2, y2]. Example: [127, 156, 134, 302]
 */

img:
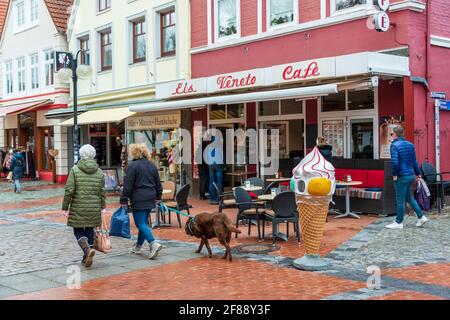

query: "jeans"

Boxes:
[14, 179, 20, 193]
[209, 165, 224, 202]
[394, 175, 423, 224]
[73, 227, 95, 246]
[133, 210, 156, 246]
[199, 174, 209, 198]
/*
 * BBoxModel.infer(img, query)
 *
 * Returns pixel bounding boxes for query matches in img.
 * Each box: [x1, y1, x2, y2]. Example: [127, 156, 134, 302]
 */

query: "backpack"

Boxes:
[414, 179, 431, 211]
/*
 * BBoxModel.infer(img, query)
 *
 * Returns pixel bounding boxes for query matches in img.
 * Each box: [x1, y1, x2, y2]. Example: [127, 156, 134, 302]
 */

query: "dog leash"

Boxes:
[159, 202, 192, 218]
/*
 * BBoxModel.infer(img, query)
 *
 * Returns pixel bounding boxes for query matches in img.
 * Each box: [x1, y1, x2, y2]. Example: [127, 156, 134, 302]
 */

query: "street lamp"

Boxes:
[56, 50, 92, 164]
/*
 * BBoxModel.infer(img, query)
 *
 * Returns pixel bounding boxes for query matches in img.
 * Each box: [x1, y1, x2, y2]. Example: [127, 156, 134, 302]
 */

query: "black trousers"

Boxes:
[73, 227, 95, 246]
[199, 174, 209, 198]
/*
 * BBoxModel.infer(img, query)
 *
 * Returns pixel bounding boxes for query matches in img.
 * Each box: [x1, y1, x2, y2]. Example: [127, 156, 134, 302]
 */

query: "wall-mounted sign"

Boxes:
[270, 58, 336, 85]
[55, 51, 73, 71]
[375, 0, 390, 11]
[374, 12, 390, 32]
[127, 112, 181, 130]
[431, 92, 446, 100]
[438, 100, 450, 111]
[156, 79, 207, 100]
[207, 69, 266, 92]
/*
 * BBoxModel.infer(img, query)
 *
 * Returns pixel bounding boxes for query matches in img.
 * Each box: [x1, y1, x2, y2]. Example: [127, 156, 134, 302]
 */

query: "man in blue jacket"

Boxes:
[386, 126, 428, 229]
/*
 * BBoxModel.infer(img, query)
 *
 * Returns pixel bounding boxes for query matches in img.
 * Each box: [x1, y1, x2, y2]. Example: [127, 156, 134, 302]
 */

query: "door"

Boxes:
[319, 118, 346, 158]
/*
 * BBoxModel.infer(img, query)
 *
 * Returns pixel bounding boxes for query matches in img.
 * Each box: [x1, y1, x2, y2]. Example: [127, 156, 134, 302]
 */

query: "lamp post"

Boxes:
[56, 50, 91, 164]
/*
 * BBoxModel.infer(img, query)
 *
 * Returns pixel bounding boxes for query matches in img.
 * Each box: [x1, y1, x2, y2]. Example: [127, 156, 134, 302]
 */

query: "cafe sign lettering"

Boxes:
[127, 112, 181, 130]
[156, 79, 207, 100]
[270, 58, 336, 85]
[208, 69, 265, 92]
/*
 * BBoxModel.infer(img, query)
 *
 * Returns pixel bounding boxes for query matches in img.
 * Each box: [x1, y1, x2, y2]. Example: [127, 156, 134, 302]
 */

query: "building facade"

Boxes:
[0, 0, 73, 183]
[50, 0, 191, 186]
[131, 0, 450, 191]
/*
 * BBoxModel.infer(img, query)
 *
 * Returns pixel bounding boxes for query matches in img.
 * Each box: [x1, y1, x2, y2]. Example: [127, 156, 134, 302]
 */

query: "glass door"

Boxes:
[348, 117, 375, 159]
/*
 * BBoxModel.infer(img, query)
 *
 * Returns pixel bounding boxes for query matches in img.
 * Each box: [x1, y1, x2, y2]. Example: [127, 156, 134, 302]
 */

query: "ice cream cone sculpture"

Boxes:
[292, 147, 336, 257]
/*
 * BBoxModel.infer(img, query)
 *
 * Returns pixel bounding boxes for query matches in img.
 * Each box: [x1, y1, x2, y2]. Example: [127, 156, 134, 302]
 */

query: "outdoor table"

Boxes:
[266, 177, 291, 182]
[233, 185, 263, 192]
[334, 181, 363, 219]
[152, 189, 177, 228]
[227, 171, 257, 185]
[257, 194, 289, 242]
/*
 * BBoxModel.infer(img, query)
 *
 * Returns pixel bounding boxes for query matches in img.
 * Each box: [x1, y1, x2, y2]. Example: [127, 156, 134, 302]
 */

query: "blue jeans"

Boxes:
[133, 210, 156, 246]
[73, 227, 95, 246]
[394, 175, 423, 224]
[209, 165, 224, 202]
[14, 179, 20, 193]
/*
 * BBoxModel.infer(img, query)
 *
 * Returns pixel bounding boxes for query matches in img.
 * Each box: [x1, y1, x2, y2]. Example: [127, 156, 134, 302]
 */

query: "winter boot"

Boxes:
[78, 237, 95, 268]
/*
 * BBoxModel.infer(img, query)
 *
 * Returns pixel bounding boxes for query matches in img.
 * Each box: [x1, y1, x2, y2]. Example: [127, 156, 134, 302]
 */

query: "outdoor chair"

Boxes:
[233, 187, 267, 241]
[263, 181, 279, 195]
[164, 184, 192, 228]
[263, 191, 300, 244]
[213, 181, 236, 212]
[421, 162, 450, 211]
[161, 181, 176, 201]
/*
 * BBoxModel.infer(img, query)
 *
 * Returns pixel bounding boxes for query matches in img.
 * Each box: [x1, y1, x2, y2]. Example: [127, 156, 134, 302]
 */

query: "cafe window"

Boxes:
[268, 0, 295, 27]
[216, 0, 239, 39]
[259, 99, 303, 116]
[209, 104, 245, 121]
[334, 0, 367, 12]
[133, 18, 146, 62]
[348, 89, 375, 111]
[280, 99, 303, 115]
[322, 92, 346, 112]
[100, 30, 112, 71]
[161, 10, 176, 57]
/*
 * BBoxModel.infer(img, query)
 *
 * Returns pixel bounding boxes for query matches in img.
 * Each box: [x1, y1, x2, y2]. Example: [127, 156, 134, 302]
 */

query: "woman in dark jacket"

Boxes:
[121, 143, 163, 260]
[316, 137, 333, 163]
[62, 144, 106, 268]
[10, 149, 25, 193]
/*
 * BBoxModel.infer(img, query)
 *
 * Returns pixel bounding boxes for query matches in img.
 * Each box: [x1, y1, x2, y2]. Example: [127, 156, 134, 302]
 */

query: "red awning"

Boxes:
[0, 99, 52, 117]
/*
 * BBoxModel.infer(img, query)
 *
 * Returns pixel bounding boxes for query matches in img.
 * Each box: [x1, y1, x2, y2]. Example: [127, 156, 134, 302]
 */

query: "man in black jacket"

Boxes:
[121, 144, 163, 259]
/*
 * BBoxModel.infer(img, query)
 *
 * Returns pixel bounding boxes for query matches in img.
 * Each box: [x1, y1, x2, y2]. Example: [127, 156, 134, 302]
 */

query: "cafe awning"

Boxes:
[129, 84, 338, 113]
[60, 107, 135, 126]
[0, 99, 52, 117]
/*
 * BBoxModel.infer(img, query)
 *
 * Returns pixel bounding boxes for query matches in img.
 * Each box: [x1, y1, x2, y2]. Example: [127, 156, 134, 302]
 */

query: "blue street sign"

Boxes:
[431, 92, 446, 100]
[439, 100, 450, 111]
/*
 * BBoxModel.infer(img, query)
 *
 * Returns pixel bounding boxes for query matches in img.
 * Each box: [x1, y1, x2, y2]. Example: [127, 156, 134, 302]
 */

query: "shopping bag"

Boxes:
[6, 171, 12, 182]
[94, 215, 112, 253]
[109, 206, 131, 239]
[414, 179, 431, 211]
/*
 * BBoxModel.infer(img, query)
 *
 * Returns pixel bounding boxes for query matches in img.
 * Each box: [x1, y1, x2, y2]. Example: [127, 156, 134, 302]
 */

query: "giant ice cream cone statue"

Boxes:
[292, 147, 336, 271]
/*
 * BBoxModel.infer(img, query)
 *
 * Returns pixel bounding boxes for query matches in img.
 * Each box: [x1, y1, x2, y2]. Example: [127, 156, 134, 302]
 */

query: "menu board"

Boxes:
[91, 137, 107, 167]
[322, 120, 344, 157]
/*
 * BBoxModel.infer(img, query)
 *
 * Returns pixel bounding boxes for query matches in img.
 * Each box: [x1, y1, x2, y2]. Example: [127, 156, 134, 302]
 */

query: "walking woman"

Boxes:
[120, 143, 163, 259]
[62, 145, 106, 268]
[10, 149, 25, 193]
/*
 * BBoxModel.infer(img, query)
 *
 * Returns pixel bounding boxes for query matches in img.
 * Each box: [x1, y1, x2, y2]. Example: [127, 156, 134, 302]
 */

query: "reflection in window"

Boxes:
[217, 0, 237, 38]
[351, 119, 374, 159]
[210, 105, 226, 120]
[227, 104, 245, 119]
[348, 89, 374, 110]
[335, 0, 366, 11]
[281, 99, 303, 115]
[161, 10, 176, 57]
[259, 100, 279, 116]
[322, 92, 346, 112]
[133, 19, 146, 62]
[270, 0, 294, 26]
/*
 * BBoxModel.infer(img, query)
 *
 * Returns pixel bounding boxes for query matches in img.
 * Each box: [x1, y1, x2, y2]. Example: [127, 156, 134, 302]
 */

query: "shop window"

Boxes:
[350, 119, 374, 159]
[110, 122, 125, 166]
[321, 119, 345, 158]
[268, 0, 295, 27]
[133, 18, 146, 63]
[280, 99, 303, 115]
[210, 105, 226, 120]
[89, 123, 107, 135]
[335, 0, 367, 11]
[259, 100, 279, 116]
[216, 0, 239, 39]
[160, 10, 176, 57]
[227, 104, 245, 119]
[348, 89, 374, 111]
[322, 92, 346, 112]
[100, 30, 112, 71]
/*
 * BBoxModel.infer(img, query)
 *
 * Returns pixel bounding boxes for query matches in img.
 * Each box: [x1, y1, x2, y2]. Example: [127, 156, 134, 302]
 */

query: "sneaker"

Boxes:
[148, 241, 163, 260]
[131, 243, 142, 254]
[385, 222, 404, 229]
[416, 216, 428, 227]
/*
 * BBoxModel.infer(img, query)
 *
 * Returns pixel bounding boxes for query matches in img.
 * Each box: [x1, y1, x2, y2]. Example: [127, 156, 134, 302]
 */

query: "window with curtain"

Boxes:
[5, 61, 13, 94]
[133, 18, 146, 62]
[269, 0, 294, 26]
[44, 50, 54, 86]
[30, 54, 39, 90]
[217, 0, 237, 38]
[100, 30, 112, 70]
[335, 0, 367, 11]
[161, 10, 176, 57]
[17, 58, 26, 92]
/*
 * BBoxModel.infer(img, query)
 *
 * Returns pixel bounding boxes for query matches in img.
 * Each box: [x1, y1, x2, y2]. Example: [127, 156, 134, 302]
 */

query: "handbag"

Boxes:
[94, 215, 112, 253]
[414, 179, 431, 211]
[6, 171, 12, 182]
[109, 206, 131, 239]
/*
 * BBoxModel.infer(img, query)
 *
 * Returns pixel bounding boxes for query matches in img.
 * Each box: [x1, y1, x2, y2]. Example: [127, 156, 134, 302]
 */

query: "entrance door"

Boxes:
[348, 117, 375, 159]
[38, 127, 54, 172]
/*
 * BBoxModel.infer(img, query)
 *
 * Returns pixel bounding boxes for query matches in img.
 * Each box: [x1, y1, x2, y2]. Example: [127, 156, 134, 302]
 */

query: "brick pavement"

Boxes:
[1, 180, 449, 300]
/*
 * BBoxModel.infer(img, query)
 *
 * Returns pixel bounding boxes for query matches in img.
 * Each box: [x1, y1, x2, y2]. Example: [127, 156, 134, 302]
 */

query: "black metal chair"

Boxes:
[233, 187, 266, 241]
[421, 162, 450, 212]
[213, 181, 236, 212]
[263, 191, 300, 244]
[244, 177, 265, 196]
[164, 184, 192, 228]
[263, 181, 279, 195]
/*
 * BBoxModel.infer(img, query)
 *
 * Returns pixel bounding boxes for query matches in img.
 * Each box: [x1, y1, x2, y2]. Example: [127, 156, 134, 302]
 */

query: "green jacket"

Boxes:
[62, 159, 105, 228]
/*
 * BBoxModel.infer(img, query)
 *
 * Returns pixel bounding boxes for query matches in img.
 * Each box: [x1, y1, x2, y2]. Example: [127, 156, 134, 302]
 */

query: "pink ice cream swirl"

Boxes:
[292, 147, 335, 181]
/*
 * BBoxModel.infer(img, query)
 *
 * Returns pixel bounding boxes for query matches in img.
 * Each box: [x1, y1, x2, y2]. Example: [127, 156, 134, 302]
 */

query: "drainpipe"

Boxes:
[425, 0, 432, 162]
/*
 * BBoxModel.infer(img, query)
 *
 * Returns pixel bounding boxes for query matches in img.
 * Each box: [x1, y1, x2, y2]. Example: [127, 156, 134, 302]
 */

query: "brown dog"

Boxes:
[185, 212, 241, 261]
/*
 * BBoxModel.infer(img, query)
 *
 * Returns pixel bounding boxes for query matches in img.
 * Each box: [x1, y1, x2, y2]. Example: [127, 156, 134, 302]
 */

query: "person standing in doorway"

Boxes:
[62, 144, 106, 268]
[10, 149, 25, 193]
[386, 126, 428, 229]
[206, 136, 224, 205]
[120, 144, 164, 259]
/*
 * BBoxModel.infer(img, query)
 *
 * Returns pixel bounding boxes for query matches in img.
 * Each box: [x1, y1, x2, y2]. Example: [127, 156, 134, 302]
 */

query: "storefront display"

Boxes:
[321, 120, 345, 158]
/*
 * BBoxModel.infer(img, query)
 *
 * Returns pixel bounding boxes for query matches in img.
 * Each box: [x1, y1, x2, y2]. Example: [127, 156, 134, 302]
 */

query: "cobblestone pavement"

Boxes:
[0, 180, 449, 300]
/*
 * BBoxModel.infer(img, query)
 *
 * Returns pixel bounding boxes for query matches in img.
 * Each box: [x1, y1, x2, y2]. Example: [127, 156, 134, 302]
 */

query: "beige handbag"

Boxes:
[94, 215, 112, 253]
[6, 171, 12, 182]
